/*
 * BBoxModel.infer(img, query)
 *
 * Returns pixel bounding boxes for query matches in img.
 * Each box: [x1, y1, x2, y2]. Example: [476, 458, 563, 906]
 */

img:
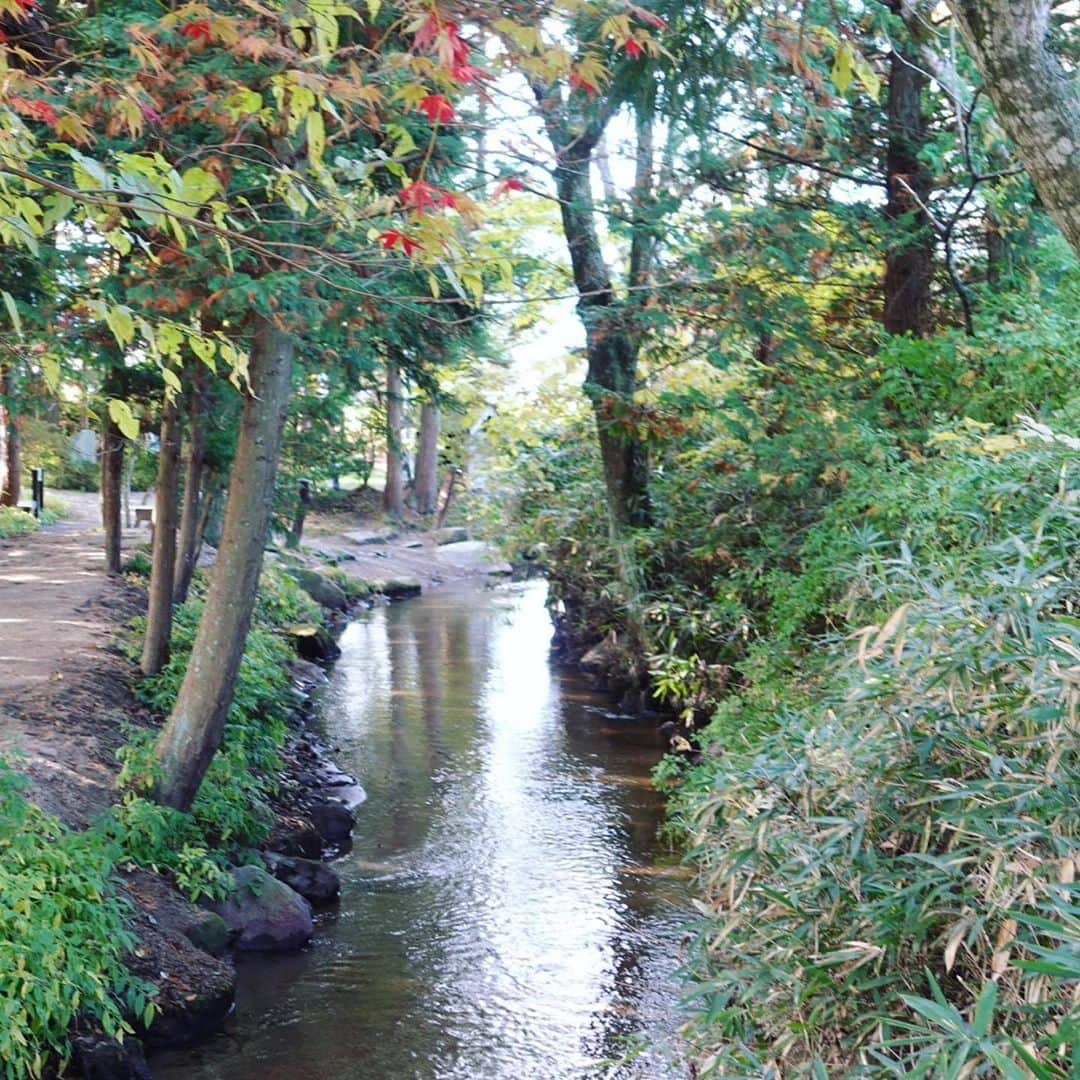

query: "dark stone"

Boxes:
[142, 979, 236, 1050]
[264, 852, 341, 904]
[271, 825, 323, 859]
[309, 799, 355, 847]
[291, 624, 342, 662]
[287, 567, 349, 611]
[73, 1036, 152, 1080]
[210, 865, 313, 952]
[183, 911, 230, 957]
[379, 579, 422, 599]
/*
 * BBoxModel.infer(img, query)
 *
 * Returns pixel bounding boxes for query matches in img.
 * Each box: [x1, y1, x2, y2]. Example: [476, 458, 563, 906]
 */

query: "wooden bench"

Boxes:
[134, 507, 154, 527]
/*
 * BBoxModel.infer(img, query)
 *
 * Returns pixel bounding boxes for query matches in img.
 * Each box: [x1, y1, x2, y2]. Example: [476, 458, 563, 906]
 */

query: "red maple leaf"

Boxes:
[401, 181, 458, 211]
[180, 20, 212, 43]
[412, 11, 441, 52]
[378, 230, 423, 256]
[27, 100, 58, 125]
[492, 175, 525, 200]
[416, 94, 454, 124]
[569, 72, 597, 99]
[624, 37, 643, 59]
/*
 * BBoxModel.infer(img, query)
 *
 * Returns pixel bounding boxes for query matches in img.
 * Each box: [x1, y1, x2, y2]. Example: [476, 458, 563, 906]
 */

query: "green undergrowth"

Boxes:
[114, 563, 323, 892]
[0, 765, 156, 1080]
[0, 507, 39, 539]
[668, 432, 1080, 1076]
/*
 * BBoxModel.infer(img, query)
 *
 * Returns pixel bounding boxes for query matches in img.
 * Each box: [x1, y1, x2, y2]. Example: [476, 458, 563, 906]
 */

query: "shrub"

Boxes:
[0, 507, 38, 539]
[672, 436, 1080, 1077]
[0, 763, 156, 1080]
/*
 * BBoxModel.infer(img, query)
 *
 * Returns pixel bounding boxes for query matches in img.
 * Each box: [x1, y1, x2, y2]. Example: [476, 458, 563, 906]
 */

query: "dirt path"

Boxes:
[0, 491, 151, 823]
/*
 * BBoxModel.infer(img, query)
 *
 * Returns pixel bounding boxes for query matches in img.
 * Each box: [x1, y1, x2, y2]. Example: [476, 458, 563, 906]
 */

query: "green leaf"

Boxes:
[1, 290, 22, 337]
[108, 399, 141, 441]
[104, 305, 136, 348]
[831, 41, 854, 95]
[306, 109, 326, 170]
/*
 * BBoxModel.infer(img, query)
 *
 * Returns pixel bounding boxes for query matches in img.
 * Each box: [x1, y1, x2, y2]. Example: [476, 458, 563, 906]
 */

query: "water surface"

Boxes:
[155, 581, 689, 1079]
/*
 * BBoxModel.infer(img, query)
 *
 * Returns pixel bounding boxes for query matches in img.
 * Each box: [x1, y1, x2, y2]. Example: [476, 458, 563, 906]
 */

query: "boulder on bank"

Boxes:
[73, 1036, 151, 1080]
[579, 638, 620, 673]
[264, 852, 341, 904]
[309, 799, 355, 849]
[434, 526, 468, 545]
[376, 578, 422, 599]
[183, 910, 230, 956]
[211, 865, 313, 952]
[288, 622, 342, 662]
[287, 567, 349, 611]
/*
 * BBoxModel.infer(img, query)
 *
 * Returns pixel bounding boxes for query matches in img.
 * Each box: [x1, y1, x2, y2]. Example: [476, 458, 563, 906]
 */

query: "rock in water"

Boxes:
[264, 852, 341, 904]
[287, 567, 349, 611]
[211, 865, 313, 951]
[72, 1036, 151, 1080]
[309, 799, 355, 849]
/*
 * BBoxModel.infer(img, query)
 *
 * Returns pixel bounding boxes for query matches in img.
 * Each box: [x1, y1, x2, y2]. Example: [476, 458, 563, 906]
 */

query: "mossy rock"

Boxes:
[286, 567, 348, 611]
[374, 578, 422, 599]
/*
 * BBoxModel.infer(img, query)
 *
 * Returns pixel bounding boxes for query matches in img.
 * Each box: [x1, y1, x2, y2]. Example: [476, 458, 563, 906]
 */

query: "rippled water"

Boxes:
[154, 581, 690, 1079]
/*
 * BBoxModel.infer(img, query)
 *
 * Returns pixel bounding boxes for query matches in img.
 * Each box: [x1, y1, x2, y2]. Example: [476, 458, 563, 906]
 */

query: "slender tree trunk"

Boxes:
[554, 148, 651, 528]
[100, 416, 125, 574]
[382, 357, 405, 518]
[141, 393, 182, 676]
[0, 366, 19, 507]
[413, 400, 439, 516]
[153, 316, 295, 811]
[883, 37, 933, 335]
[985, 204, 1010, 285]
[174, 364, 207, 604]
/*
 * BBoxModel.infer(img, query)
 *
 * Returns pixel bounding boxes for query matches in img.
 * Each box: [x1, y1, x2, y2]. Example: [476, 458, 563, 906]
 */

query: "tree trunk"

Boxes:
[100, 416, 125, 574]
[382, 357, 405, 518]
[153, 316, 295, 811]
[554, 147, 651, 528]
[174, 364, 207, 604]
[883, 38, 933, 335]
[413, 400, 439, 516]
[901, 0, 1080, 258]
[141, 393, 182, 676]
[0, 366, 19, 507]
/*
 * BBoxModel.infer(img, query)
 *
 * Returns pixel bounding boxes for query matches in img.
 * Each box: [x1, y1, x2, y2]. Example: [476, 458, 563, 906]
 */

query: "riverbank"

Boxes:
[0, 494, 511, 1078]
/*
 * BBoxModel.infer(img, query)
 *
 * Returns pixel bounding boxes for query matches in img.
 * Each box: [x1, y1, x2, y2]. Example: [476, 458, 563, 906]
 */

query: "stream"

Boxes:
[153, 580, 691, 1079]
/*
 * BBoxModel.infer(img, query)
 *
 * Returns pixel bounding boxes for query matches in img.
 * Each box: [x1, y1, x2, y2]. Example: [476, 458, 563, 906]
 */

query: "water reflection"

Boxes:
[154, 581, 689, 1079]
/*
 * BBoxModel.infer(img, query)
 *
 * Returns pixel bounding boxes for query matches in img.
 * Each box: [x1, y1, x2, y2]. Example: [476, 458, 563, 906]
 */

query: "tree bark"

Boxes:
[534, 82, 654, 530]
[413, 400, 440, 516]
[554, 145, 651, 528]
[900, 0, 1080, 258]
[100, 416, 125, 574]
[0, 366, 19, 507]
[141, 393, 182, 676]
[174, 363, 207, 604]
[883, 37, 934, 335]
[153, 315, 295, 811]
[382, 357, 405, 518]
